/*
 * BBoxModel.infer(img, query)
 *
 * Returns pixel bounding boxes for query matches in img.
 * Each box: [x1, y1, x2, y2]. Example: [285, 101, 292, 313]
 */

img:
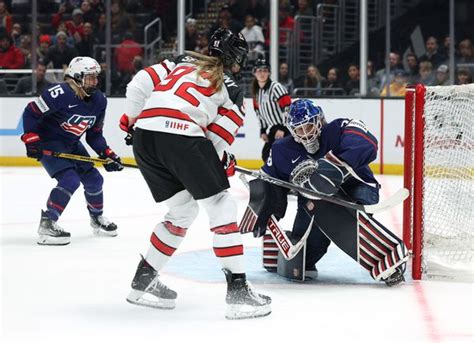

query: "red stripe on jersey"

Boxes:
[211, 223, 239, 234]
[161, 61, 171, 74]
[144, 67, 161, 86]
[207, 123, 234, 145]
[213, 245, 243, 257]
[217, 107, 244, 127]
[164, 221, 187, 237]
[138, 107, 195, 123]
[277, 94, 292, 108]
[28, 102, 41, 114]
[343, 129, 378, 150]
[150, 232, 176, 256]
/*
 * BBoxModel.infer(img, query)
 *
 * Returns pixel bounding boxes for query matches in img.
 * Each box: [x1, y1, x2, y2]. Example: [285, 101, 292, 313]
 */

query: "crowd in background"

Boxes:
[0, 0, 472, 96]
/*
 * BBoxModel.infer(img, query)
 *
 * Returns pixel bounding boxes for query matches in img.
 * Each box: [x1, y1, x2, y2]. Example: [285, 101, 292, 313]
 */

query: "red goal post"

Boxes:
[403, 84, 474, 281]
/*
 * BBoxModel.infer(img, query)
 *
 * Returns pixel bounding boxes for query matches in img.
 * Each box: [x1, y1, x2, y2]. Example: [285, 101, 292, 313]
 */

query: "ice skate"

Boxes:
[37, 210, 71, 246]
[126, 256, 177, 309]
[305, 265, 318, 280]
[383, 263, 406, 287]
[90, 215, 117, 237]
[223, 269, 272, 320]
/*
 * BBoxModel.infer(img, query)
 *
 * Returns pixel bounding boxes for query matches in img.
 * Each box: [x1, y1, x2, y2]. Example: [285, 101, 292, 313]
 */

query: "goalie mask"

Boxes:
[286, 99, 325, 154]
[66, 56, 101, 96]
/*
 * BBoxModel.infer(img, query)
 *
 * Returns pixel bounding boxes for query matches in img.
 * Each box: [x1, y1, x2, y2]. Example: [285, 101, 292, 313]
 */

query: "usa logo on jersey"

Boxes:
[60, 115, 96, 136]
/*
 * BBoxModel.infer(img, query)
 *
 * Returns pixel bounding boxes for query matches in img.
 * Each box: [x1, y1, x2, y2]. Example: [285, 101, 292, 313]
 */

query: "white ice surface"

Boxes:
[1, 168, 472, 343]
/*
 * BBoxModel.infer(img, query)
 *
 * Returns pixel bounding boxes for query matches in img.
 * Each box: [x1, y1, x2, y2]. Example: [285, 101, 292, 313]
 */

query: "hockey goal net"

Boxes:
[403, 84, 474, 281]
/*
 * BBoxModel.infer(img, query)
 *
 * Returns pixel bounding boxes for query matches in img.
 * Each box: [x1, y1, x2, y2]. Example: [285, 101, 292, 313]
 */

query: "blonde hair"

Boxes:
[65, 78, 88, 99]
[185, 50, 224, 91]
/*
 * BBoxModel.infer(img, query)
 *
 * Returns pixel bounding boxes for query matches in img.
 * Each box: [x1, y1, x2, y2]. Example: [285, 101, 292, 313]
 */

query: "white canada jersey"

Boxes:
[125, 55, 245, 154]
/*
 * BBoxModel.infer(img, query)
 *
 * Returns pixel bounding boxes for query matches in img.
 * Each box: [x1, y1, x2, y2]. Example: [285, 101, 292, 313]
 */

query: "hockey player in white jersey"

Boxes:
[119, 28, 271, 319]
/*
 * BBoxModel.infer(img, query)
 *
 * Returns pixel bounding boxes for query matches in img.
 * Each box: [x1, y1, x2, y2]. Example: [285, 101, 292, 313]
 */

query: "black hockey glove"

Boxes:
[21, 132, 42, 160]
[222, 151, 236, 177]
[119, 113, 134, 146]
[99, 148, 124, 172]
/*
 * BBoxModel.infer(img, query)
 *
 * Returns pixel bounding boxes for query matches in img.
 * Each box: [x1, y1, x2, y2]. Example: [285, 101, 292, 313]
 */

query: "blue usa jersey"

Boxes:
[22, 83, 109, 154]
[262, 118, 379, 187]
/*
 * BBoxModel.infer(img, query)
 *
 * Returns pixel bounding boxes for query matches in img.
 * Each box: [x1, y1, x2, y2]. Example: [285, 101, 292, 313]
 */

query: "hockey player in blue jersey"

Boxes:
[21, 56, 123, 245]
[244, 99, 407, 286]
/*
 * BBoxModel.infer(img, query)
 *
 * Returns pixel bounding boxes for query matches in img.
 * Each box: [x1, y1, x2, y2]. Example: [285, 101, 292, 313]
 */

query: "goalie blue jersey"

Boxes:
[262, 118, 379, 188]
[22, 82, 109, 154]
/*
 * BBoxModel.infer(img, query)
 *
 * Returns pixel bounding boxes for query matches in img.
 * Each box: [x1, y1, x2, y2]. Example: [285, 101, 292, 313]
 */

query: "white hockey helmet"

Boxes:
[66, 56, 101, 95]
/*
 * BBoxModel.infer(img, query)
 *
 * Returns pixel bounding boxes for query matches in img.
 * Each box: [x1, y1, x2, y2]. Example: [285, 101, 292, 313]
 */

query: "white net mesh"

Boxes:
[421, 84, 474, 281]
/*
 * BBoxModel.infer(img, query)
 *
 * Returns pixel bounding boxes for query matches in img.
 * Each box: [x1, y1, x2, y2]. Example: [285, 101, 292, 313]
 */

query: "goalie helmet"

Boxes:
[209, 28, 249, 68]
[286, 99, 325, 154]
[65, 56, 101, 96]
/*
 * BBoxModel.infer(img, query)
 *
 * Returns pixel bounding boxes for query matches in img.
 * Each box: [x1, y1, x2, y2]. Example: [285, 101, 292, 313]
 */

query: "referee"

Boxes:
[251, 58, 292, 162]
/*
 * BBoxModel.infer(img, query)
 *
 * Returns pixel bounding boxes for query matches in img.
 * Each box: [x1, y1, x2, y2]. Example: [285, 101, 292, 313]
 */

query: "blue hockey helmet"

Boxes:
[286, 99, 325, 153]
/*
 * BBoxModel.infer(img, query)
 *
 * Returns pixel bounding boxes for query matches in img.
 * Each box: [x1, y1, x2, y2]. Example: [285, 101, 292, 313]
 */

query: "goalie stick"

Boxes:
[239, 173, 314, 260]
[267, 214, 314, 260]
[235, 166, 408, 214]
[42, 150, 139, 169]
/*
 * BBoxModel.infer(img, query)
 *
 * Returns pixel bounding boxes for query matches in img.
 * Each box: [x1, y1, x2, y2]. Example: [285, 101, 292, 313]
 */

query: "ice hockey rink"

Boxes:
[1, 167, 472, 343]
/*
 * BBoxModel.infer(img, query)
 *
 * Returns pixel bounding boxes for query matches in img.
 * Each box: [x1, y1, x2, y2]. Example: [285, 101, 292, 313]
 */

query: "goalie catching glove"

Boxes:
[291, 156, 349, 197]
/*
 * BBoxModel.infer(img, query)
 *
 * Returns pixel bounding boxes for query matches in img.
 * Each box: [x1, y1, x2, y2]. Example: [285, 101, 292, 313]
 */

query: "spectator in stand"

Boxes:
[90, 0, 105, 15]
[228, 0, 246, 23]
[278, 4, 294, 46]
[185, 18, 198, 51]
[111, 0, 135, 43]
[456, 38, 474, 76]
[321, 67, 344, 95]
[375, 51, 402, 91]
[81, 1, 96, 24]
[245, 0, 268, 22]
[438, 34, 452, 59]
[240, 14, 264, 61]
[195, 32, 209, 56]
[11, 23, 22, 47]
[13, 62, 51, 95]
[75, 22, 97, 57]
[95, 13, 106, 44]
[279, 62, 294, 94]
[114, 31, 143, 74]
[434, 64, 450, 86]
[418, 61, 436, 86]
[0, 28, 24, 69]
[0, 1, 12, 34]
[380, 69, 408, 97]
[295, 0, 314, 16]
[43, 31, 78, 69]
[116, 55, 142, 94]
[295, 64, 324, 96]
[419, 36, 445, 69]
[37, 34, 52, 62]
[53, 6, 85, 41]
[209, 6, 242, 36]
[367, 60, 380, 95]
[456, 68, 472, 85]
[18, 34, 32, 67]
[405, 53, 419, 84]
[345, 63, 360, 95]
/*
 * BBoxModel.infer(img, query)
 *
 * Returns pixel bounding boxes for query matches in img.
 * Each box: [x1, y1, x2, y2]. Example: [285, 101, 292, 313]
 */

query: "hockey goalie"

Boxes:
[240, 99, 409, 285]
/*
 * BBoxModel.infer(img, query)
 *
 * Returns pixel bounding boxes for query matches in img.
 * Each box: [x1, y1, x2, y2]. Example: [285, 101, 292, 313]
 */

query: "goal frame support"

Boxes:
[403, 84, 426, 280]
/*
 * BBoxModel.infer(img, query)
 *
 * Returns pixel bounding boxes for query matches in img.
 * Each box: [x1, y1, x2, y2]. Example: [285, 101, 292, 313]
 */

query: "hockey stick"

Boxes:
[42, 150, 140, 169]
[235, 166, 409, 214]
[267, 215, 313, 260]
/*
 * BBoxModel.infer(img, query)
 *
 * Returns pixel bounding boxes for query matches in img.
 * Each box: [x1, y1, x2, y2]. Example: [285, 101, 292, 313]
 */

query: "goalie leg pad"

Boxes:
[277, 233, 307, 282]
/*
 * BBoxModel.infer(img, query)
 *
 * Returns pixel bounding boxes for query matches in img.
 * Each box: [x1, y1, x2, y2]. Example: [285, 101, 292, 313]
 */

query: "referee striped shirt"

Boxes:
[253, 80, 292, 134]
